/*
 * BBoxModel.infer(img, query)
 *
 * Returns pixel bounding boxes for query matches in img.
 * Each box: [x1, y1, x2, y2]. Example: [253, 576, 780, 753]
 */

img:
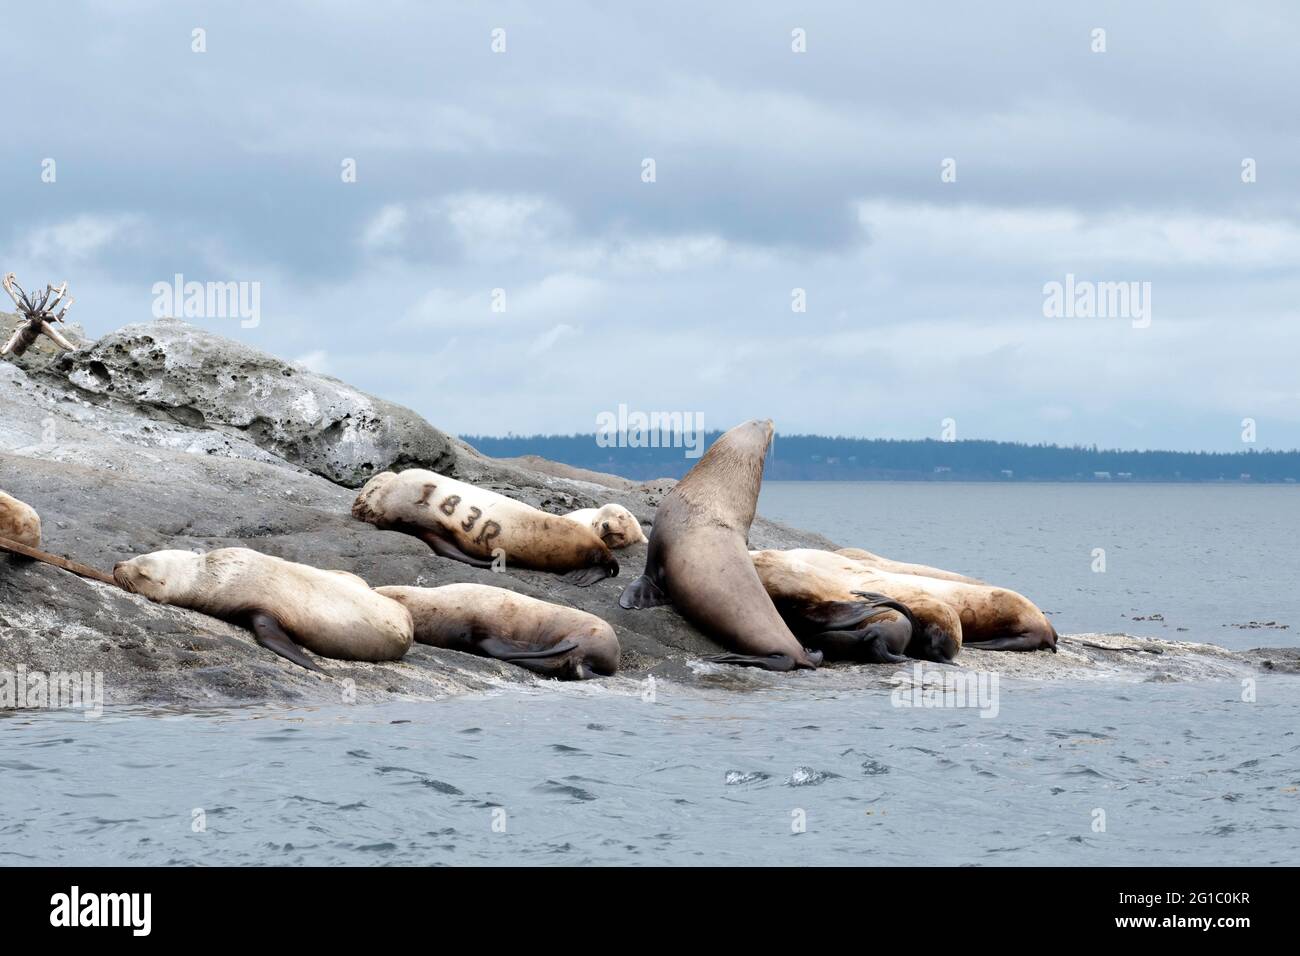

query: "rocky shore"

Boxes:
[2, 316, 1296, 707]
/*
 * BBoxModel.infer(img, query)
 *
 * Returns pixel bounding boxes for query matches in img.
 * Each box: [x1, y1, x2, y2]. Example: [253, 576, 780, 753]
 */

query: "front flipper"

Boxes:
[618, 573, 668, 608]
[249, 610, 324, 673]
[706, 652, 800, 672]
[776, 591, 913, 635]
[562, 561, 618, 587]
[420, 531, 494, 569]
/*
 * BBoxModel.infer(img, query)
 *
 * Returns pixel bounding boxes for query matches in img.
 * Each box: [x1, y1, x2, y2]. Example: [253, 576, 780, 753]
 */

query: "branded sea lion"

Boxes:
[352, 470, 619, 587]
[0, 489, 41, 548]
[834, 547, 985, 584]
[377, 583, 620, 680]
[618, 419, 821, 671]
[758, 548, 1057, 653]
[564, 504, 648, 549]
[751, 549, 961, 662]
[112, 548, 414, 671]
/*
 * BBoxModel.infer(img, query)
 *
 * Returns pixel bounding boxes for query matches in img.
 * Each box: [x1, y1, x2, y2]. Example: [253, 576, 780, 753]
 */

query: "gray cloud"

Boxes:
[2, 1, 1298, 450]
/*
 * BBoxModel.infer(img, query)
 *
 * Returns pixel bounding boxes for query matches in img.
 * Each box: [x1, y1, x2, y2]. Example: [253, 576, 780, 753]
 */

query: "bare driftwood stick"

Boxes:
[1, 273, 77, 357]
[0, 533, 119, 587]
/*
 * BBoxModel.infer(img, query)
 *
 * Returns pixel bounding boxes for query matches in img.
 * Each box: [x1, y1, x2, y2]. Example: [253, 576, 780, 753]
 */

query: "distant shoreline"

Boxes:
[463, 433, 1300, 484]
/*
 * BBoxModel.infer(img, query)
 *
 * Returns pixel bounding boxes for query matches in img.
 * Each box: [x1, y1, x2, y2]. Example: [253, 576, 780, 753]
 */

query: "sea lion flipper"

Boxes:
[420, 531, 493, 569]
[963, 634, 1052, 652]
[477, 637, 580, 662]
[809, 629, 909, 664]
[562, 564, 617, 587]
[249, 610, 324, 672]
[617, 574, 668, 609]
[706, 652, 801, 672]
[778, 596, 898, 633]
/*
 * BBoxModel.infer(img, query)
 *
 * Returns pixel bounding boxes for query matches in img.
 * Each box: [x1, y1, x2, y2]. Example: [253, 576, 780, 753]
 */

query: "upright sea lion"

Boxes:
[352, 470, 619, 587]
[0, 489, 41, 548]
[758, 549, 1057, 653]
[619, 419, 821, 671]
[112, 548, 414, 671]
[564, 504, 648, 549]
[751, 549, 962, 662]
[834, 547, 985, 584]
[377, 583, 620, 680]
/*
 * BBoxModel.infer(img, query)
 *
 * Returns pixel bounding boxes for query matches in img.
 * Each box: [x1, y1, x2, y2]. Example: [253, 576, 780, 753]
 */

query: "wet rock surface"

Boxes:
[1, 317, 1290, 706]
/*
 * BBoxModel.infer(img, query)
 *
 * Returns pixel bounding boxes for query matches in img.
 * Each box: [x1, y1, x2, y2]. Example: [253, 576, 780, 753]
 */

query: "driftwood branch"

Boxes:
[0, 533, 120, 587]
[0, 272, 77, 357]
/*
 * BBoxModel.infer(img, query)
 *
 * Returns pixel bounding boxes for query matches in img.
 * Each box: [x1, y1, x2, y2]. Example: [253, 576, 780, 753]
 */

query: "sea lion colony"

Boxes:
[1, 418, 1058, 678]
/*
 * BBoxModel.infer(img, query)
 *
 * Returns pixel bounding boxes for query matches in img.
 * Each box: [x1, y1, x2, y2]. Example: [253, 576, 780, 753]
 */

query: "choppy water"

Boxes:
[3, 483, 1298, 865]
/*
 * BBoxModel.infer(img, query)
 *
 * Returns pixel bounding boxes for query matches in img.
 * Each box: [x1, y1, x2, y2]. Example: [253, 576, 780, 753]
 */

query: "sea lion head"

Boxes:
[113, 549, 203, 601]
[590, 504, 648, 549]
[674, 418, 774, 528]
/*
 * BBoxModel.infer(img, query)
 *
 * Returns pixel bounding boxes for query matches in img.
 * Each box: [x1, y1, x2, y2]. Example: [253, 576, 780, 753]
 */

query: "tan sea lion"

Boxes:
[564, 504, 648, 549]
[758, 548, 1057, 653]
[834, 547, 985, 584]
[112, 548, 414, 671]
[377, 583, 620, 680]
[0, 489, 41, 548]
[352, 470, 619, 587]
[618, 419, 822, 671]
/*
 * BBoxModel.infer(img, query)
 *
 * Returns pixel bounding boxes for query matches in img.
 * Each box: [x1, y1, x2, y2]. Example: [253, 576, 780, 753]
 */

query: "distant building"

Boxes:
[1117, 471, 1132, 479]
[1093, 471, 1111, 480]
[1000, 469, 1014, 478]
[1240, 473, 1251, 481]
[934, 466, 951, 474]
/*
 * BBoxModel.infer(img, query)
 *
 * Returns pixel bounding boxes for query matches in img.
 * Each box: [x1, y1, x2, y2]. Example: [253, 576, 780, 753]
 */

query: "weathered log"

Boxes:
[0, 533, 119, 586]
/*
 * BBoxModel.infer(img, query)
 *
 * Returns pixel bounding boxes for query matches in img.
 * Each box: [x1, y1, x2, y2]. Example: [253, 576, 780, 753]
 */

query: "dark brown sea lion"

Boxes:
[352, 469, 619, 586]
[618, 419, 822, 671]
[377, 583, 620, 680]
[112, 548, 414, 671]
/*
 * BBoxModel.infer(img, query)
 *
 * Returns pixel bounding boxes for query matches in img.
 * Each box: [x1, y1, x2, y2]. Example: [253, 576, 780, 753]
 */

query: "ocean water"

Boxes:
[3, 483, 1298, 866]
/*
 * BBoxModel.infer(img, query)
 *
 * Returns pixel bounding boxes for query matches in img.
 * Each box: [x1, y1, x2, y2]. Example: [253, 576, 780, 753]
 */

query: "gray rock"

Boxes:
[49, 318, 458, 487]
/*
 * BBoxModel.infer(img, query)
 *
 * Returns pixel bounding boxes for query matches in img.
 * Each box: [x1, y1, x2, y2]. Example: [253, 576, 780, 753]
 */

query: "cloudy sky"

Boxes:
[3, 1, 1298, 450]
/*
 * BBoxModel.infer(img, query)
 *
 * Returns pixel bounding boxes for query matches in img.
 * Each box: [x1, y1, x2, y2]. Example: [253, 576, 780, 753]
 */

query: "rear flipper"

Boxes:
[249, 610, 324, 673]
[707, 652, 819, 672]
[807, 624, 910, 664]
[420, 531, 494, 569]
[475, 638, 587, 679]
[964, 632, 1055, 652]
[561, 562, 618, 587]
[618, 573, 669, 608]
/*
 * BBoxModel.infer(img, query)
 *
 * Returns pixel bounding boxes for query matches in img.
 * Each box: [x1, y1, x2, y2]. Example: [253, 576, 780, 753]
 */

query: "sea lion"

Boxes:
[377, 583, 620, 680]
[834, 547, 985, 584]
[112, 548, 414, 671]
[751, 549, 962, 662]
[352, 470, 619, 587]
[618, 419, 822, 671]
[564, 504, 648, 549]
[758, 548, 1057, 653]
[0, 489, 41, 548]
